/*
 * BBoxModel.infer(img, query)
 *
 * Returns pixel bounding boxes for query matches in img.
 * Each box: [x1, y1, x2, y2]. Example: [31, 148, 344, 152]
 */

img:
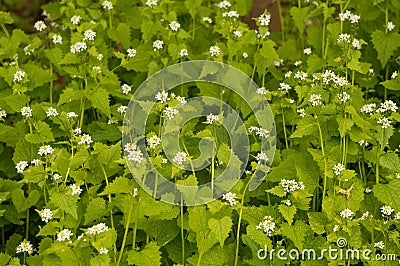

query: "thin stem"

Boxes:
[117, 199, 134, 266]
[277, 0, 285, 41]
[1, 24, 10, 38]
[281, 100, 289, 149]
[50, 63, 53, 104]
[316, 117, 328, 200]
[180, 197, 185, 265]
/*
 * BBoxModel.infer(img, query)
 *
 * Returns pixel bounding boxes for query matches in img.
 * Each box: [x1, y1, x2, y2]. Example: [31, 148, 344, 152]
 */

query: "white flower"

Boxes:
[169, 21, 180, 31]
[352, 38, 361, 50]
[24, 45, 34, 55]
[133, 187, 138, 197]
[70, 184, 82, 196]
[78, 134, 93, 145]
[206, 113, 220, 124]
[340, 208, 354, 219]
[173, 152, 187, 165]
[360, 103, 376, 115]
[297, 108, 306, 118]
[155, 90, 169, 102]
[21, 106, 32, 117]
[337, 92, 350, 103]
[369, 68, 374, 75]
[380, 205, 394, 216]
[224, 11, 239, 18]
[381, 100, 398, 112]
[309, 94, 322, 106]
[233, 30, 242, 38]
[52, 34, 62, 44]
[102, 0, 113, 10]
[360, 211, 370, 220]
[322, 70, 336, 84]
[73, 128, 82, 136]
[176, 96, 187, 105]
[99, 247, 108, 254]
[15, 161, 28, 173]
[38, 145, 54, 156]
[256, 87, 267, 95]
[387, 21, 395, 31]
[284, 71, 292, 78]
[83, 29, 96, 41]
[14, 70, 26, 83]
[303, 47, 312, 55]
[358, 140, 369, 147]
[294, 60, 302, 66]
[107, 118, 118, 125]
[97, 53, 103, 60]
[31, 159, 41, 166]
[222, 192, 237, 206]
[280, 179, 305, 193]
[294, 71, 308, 81]
[16, 240, 33, 254]
[242, 52, 248, 58]
[117, 105, 127, 114]
[374, 241, 385, 249]
[92, 66, 101, 73]
[127, 149, 144, 163]
[57, 229, 73, 241]
[40, 208, 53, 223]
[377, 117, 391, 129]
[53, 173, 62, 180]
[256, 151, 269, 164]
[123, 48, 136, 58]
[87, 223, 109, 235]
[279, 82, 291, 92]
[153, 40, 164, 51]
[179, 49, 188, 57]
[349, 13, 360, 24]
[66, 112, 78, 119]
[147, 135, 161, 149]
[71, 15, 81, 25]
[333, 225, 339, 232]
[255, 127, 270, 138]
[121, 84, 132, 94]
[258, 13, 271, 26]
[34, 20, 47, 31]
[333, 163, 345, 175]
[284, 199, 292, 206]
[202, 17, 213, 24]
[256, 216, 275, 236]
[162, 158, 168, 164]
[164, 106, 178, 120]
[0, 109, 7, 119]
[70, 42, 87, 53]
[146, 0, 158, 7]
[394, 212, 400, 220]
[210, 45, 220, 57]
[391, 71, 398, 79]
[337, 33, 351, 43]
[334, 76, 348, 87]
[46, 107, 58, 117]
[217, 0, 231, 9]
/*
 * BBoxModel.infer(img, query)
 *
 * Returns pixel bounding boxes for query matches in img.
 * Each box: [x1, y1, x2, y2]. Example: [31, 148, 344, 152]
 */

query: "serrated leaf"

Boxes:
[379, 152, 400, 171]
[50, 189, 78, 219]
[266, 185, 286, 197]
[99, 177, 135, 195]
[278, 205, 296, 225]
[127, 242, 161, 266]
[291, 117, 317, 138]
[87, 88, 111, 117]
[108, 23, 131, 48]
[208, 216, 232, 247]
[374, 179, 400, 210]
[279, 220, 312, 250]
[307, 212, 326, 234]
[188, 206, 210, 232]
[84, 198, 108, 224]
[371, 30, 400, 67]
[381, 78, 400, 91]
[25, 121, 54, 144]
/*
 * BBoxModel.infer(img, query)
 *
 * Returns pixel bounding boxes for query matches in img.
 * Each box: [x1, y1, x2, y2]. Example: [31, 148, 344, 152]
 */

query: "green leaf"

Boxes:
[87, 88, 111, 117]
[373, 179, 400, 210]
[337, 117, 354, 137]
[278, 204, 296, 225]
[379, 152, 400, 171]
[99, 177, 135, 195]
[381, 78, 400, 91]
[108, 23, 131, 48]
[290, 7, 310, 34]
[50, 188, 78, 219]
[307, 212, 326, 234]
[0, 252, 11, 266]
[92, 229, 117, 250]
[90, 255, 110, 266]
[291, 117, 317, 138]
[188, 206, 210, 232]
[0, 11, 13, 24]
[371, 30, 400, 67]
[84, 198, 108, 224]
[25, 121, 55, 144]
[279, 220, 312, 250]
[58, 87, 83, 106]
[127, 242, 161, 266]
[208, 216, 232, 247]
[11, 188, 40, 213]
[266, 185, 286, 197]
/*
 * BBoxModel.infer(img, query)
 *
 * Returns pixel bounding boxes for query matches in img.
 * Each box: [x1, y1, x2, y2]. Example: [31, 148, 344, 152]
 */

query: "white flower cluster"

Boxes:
[303, 47, 312, 55]
[155, 90, 169, 103]
[173, 151, 187, 165]
[210, 45, 220, 57]
[24, 44, 34, 55]
[169, 21, 180, 31]
[52, 34, 62, 44]
[206, 113, 220, 124]
[71, 15, 81, 25]
[57, 229, 73, 241]
[66, 111, 78, 119]
[21, 106, 32, 118]
[338, 10, 360, 23]
[333, 163, 345, 175]
[83, 29, 96, 41]
[16, 240, 33, 254]
[0, 108, 7, 119]
[340, 208, 354, 219]
[248, 126, 270, 138]
[100, 247, 109, 254]
[78, 134, 93, 145]
[217, 0, 231, 9]
[164, 106, 178, 120]
[70, 184, 83, 195]
[15, 161, 28, 173]
[121, 84, 132, 94]
[180, 48, 188, 57]
[358, 140, 369, 147]
[127, 48, 137, 57]
[14, 70, 26, 83]
[34, 20, 47, 31]
[256, 216, 275, 236]
[222, 11, 239, 19]
[87, 223, 109, 235]
[374, 241, 385, 249]
[40, 208, 53, 223]
[309, 94, 322, 106]
[124, 142, 144, 163]
[256, 87, 267, 95]
[257, 13, 271, 26]
[38, 145, 54, 156]
[153, 40, 164, 51]
[337, 92, 350, 103]
[380, 205, 394, 216]
[297, 108, 306, 118]
[117, 105, 127, 114]
[70, 42, 87, 53]
[102, 0, 113, 10]
[279, 82, 291, 93]
[222, 192, 237, 206]
[256, 151, 269, 164]
[46, 107, 58, 117]
[387, 21, 395, 31]
[320, 70, 348, 86]
[147, 135, 161, 149]
[294, 71, 308, 81]
[280, 179, 305, 193]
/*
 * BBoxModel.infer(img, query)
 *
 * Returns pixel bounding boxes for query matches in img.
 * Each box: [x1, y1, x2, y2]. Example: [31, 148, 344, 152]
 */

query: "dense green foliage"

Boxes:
[0, 0, 399, 265]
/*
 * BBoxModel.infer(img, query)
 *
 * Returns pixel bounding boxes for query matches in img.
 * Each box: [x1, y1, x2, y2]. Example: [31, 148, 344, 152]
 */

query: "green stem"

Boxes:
[117, 200, 134, 266]
[50, 63, 53, 104]
[26, 184, 31, 240]
[281, 101, 289, 149]
[317, 117, 328, 200]
[1, 24, 10, 38]
[277, 0, 285, 41]
[180, 197, 185, 265]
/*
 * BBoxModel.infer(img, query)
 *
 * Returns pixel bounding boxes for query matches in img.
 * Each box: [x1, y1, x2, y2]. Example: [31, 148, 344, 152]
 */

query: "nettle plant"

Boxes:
[0, 0, 399, 265]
